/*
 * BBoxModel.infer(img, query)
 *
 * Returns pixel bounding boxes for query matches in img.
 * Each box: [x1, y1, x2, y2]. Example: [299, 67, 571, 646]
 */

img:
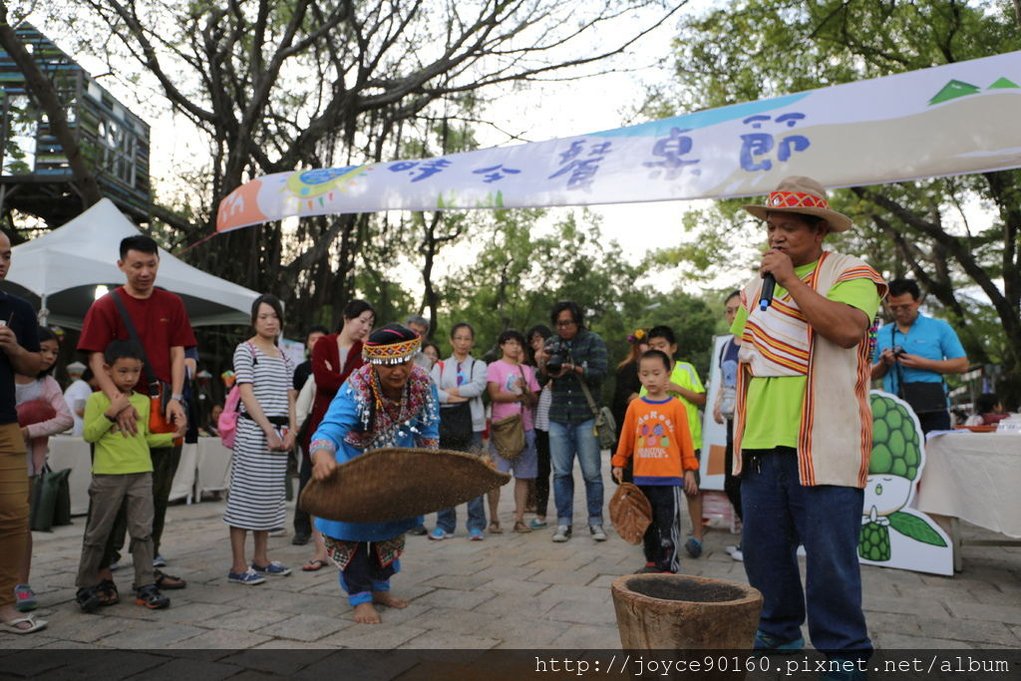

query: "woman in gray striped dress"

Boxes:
[224, 294, 297, 585]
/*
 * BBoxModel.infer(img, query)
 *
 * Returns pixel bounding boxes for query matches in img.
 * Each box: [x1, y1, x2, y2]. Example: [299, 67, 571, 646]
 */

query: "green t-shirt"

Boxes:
[639, 361, 705, 450]
[83, 391, 175, 474]
[730, 260, 881, 450]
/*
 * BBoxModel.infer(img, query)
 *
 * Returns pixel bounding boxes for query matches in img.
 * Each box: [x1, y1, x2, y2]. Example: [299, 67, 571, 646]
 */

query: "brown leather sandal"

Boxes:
[154, 569, 187, 590]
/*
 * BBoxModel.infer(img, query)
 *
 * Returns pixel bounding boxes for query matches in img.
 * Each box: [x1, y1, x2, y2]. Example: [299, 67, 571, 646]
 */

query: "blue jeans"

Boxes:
[741, 447, 872, 654]
[549, 419, 603, 527]
[436, 432, 486, 533]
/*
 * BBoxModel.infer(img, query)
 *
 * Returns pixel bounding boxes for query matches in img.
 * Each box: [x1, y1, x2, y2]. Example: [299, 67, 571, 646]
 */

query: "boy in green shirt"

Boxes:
[75, 340, 184, 612]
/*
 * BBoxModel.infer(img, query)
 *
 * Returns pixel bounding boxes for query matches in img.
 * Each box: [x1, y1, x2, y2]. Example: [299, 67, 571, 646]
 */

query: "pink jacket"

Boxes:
[22, 376, 74, 476]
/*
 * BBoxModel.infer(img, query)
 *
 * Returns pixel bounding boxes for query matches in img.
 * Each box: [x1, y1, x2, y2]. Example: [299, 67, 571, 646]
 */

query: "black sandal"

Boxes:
[134, 584, 170, 610]
[154, 569, 187, 590]
[96, 579, 119, 606]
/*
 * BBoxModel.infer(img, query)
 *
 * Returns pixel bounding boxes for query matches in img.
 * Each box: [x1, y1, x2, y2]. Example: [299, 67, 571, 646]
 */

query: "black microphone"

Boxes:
[759, 273, 776, 311]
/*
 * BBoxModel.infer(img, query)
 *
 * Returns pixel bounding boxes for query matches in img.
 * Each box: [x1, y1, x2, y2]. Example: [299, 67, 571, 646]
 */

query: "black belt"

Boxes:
[240, 412, 289, 427]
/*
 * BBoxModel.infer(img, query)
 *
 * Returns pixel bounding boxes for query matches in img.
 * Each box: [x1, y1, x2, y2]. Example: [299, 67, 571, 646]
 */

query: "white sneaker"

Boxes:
[731, 548, 743, 561]
[724, 545, 738, 556]
[590, 525, 607, 542]
[552, 525, 572, 542]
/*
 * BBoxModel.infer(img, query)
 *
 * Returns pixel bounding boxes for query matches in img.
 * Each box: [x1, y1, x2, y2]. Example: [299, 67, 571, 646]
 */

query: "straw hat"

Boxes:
[66, 361, 87, 376]
[609, 482, 653, 545]
[299, 447, 510, 523]
[743, 176, 853, 233]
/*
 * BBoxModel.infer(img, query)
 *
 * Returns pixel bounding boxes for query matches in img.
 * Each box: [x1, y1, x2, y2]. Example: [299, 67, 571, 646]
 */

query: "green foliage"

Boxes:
[353, 268, 415, 333]
[434, 209, 720, 393]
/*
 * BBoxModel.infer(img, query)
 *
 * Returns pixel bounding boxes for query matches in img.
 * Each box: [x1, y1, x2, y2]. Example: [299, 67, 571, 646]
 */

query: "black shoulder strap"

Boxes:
[891, 325, 903, 397]
[109, 289, 160, 396]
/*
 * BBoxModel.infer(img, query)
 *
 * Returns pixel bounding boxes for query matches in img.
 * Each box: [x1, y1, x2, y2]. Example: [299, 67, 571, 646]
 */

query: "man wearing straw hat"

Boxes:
[309, 324, 439, 624]
[730, 176, 886, 667]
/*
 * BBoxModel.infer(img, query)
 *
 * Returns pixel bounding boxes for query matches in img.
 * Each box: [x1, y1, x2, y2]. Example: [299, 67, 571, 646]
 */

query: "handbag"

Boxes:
[490, 365, 535, 461]
[439, 401, 473, 448]
[490, 413, 525, 461]
[109, 291, 177, 435]
[578, 379, 617, 450]
[218, 342, 258, 448]
[29, 466, 72, 532]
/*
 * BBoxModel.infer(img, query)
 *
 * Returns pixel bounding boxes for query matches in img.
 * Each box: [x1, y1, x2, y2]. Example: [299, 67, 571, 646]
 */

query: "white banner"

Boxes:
[217, 51, 1021, 232]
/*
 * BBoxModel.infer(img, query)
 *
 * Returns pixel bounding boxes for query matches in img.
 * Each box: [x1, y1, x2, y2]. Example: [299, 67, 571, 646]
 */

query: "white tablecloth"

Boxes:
[46, 436, 232, 513]
[46, 436, 92, 516]
[169, 442, 198, 503]
[915, 431, 1021, 538]
[195, 437, 232, 497]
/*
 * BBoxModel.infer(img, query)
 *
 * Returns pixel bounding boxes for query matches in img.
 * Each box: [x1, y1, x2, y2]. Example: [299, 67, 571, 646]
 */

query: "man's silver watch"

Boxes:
[171, 393, 184, 402]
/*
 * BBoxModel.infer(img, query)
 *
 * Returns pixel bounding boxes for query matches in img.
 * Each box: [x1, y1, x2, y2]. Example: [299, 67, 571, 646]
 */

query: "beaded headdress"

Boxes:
[362, 323, 421, 365]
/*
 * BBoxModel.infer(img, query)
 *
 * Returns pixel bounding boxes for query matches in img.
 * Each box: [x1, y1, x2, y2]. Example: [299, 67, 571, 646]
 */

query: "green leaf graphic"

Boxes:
[889, 512, 947, 547]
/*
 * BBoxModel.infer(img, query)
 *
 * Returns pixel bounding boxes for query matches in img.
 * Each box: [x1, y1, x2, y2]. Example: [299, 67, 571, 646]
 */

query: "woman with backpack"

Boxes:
[222, 294, 296, 585]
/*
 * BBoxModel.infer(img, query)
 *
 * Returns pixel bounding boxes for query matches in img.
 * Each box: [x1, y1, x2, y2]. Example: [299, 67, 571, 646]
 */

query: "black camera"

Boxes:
[545, 337, 570, 374]
[893, 345, 906, 357]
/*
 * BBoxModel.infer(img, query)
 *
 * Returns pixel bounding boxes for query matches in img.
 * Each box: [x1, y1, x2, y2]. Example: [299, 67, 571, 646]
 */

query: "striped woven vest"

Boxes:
[733, 251, 888, 488]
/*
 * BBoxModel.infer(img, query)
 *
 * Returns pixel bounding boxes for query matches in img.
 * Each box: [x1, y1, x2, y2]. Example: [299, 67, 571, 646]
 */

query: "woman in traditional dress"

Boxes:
[223, 294, 296, 585]
[310, 324, 439, 624]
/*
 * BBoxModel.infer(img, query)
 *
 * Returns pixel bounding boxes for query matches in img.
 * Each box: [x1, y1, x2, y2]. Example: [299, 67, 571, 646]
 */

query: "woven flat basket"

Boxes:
[609, 482, 653, 545]
[299, 447, 510, 523]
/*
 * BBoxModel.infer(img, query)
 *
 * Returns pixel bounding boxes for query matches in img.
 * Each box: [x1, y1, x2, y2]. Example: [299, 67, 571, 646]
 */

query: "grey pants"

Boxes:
[76, 472, 155, 591]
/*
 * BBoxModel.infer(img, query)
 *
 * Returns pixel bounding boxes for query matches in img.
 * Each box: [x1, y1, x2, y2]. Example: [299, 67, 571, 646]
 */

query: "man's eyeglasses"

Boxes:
[555, 320, 576, 327]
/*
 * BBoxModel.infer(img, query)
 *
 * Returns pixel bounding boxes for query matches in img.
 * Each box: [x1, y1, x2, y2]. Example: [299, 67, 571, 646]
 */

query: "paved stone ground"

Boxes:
[3, 468, 1019, 651]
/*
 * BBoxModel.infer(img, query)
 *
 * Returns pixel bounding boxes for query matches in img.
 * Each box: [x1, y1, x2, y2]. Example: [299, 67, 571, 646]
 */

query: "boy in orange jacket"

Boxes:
[612, 349, 698, 573]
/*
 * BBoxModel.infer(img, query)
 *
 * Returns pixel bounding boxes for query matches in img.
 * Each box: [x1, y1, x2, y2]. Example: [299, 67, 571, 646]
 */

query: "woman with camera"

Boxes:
[537, 301, 609, 544]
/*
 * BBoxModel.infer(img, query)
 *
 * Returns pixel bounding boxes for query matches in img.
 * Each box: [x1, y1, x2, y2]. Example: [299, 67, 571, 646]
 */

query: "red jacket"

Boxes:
[303, 334, 364, 452]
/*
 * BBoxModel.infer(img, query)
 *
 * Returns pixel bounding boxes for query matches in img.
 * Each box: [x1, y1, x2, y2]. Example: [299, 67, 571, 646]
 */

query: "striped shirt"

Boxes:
[223, 341, 293, 531]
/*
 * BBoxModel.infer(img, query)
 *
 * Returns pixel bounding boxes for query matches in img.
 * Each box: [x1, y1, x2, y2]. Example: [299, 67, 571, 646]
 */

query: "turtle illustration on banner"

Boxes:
[859, 391, 952, 576]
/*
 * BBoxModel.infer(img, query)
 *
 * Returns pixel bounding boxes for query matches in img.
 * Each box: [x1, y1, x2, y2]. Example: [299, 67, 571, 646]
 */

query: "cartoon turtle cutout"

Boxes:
[860, 391, 951, 574]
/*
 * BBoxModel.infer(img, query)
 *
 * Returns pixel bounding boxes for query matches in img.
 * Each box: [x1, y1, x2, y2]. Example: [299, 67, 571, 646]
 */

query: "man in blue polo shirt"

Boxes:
[872, 278, 967, 433]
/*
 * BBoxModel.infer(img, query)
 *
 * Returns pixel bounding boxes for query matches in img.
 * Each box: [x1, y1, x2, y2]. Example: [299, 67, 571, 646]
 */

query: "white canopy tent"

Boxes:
[0, 199, 259, 329]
